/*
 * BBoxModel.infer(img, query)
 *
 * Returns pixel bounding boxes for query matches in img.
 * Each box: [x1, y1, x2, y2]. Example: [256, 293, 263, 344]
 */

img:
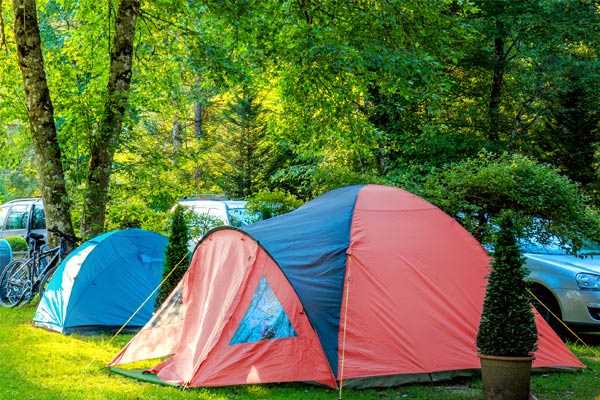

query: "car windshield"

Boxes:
[227, 207, 261, 228]
[519, 238, 600, 256]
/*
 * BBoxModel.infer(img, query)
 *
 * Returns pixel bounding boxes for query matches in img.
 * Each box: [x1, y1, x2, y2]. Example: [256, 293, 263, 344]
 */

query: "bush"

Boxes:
[4, 236, 27, 252]
[105, 197, 168, 235]
[156, 206, 190, 308]
[421, 153, 600, 252]
[246, 190, 303, 220]
[477, 214, 537, 356]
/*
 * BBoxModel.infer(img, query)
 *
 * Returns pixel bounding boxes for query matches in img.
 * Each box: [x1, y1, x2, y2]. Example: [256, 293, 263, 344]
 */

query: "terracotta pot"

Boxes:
[479, 354, 534, 400]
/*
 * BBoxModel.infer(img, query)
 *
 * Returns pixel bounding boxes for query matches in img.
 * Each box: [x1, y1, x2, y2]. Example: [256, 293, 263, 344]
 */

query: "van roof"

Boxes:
[178, 199, 247, 208]
[2, 198, 43, 206]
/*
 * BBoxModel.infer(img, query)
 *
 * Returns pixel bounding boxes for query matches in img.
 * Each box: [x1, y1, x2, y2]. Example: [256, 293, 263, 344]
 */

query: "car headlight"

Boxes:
[576, 273, 600, 290]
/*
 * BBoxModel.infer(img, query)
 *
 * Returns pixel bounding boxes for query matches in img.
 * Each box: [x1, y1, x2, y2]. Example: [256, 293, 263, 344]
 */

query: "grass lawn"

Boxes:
[0, 305, 598, 399]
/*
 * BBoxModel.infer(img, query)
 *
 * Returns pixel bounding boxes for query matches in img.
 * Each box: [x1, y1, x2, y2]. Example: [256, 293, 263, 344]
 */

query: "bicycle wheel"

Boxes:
[0, 260, 32, 308]
[37, 264, 58, 300]
[0, 260, 22, 307]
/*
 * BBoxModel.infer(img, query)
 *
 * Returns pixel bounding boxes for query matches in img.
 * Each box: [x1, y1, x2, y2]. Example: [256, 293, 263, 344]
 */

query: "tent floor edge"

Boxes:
[109, 368, 179, 387]
[62, 325, 144, 336]
[32, 321, 64, 334]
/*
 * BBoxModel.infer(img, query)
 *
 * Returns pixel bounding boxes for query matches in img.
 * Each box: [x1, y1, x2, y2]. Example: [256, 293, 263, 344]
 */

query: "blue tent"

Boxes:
[0, 239, 12, 273]
[33, 229, 168, 334]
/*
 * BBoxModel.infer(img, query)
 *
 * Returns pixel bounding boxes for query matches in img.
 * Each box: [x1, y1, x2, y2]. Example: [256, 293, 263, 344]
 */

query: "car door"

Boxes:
[3, 204, 30, 239]
[30, 204, 47, 242]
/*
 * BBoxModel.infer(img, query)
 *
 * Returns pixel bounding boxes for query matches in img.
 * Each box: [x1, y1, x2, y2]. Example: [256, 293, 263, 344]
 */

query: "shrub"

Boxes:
[246, 190, 303, 220]
[4, 236, 27, 252]
[156, 206, 190, 308]
[477, 214, 537, 356]
[105, 197, 168, 235]
[421, 153, 600, 252]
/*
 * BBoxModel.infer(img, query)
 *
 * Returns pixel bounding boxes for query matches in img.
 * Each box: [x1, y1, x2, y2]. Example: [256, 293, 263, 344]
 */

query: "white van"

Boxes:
[0, 198, 47, 242]
[177, 197, 261, 248]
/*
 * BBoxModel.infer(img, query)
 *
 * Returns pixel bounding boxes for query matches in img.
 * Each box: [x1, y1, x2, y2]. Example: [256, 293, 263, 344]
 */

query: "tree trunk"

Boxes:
[172, 114, 182, 153]
[80, 0, 139, 238]
[194, 101, 203, 139]
[488, 33, 505, 145]
[12, 0, 74, 242]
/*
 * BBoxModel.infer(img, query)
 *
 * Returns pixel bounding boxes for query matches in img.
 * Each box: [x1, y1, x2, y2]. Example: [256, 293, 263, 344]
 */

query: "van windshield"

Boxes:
[227, 207, 261, 228]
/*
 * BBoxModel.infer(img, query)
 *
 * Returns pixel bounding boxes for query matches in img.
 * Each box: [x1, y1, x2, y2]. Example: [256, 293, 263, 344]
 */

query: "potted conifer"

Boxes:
[477, 214, 538, 400]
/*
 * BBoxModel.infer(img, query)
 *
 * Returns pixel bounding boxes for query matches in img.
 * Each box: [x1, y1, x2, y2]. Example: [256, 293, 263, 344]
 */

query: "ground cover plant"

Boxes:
[0, 305, 598, 400]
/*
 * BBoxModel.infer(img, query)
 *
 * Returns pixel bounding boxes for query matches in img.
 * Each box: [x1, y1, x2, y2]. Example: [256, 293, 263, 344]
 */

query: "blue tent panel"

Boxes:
[33, 229, 167, 334]
[0, 239, 12, 273]
[230, 276, 296, 345]
[244, 185, 363, 375]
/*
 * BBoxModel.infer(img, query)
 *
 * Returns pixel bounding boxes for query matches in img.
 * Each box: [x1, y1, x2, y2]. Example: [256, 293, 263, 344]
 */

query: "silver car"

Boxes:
[525, 243, 600, 332]
[0, 198, 47, 242]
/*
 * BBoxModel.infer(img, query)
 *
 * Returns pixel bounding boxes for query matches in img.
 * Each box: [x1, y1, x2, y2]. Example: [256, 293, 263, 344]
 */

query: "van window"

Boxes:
[31, 206, 46, 230]
[5, 205, 29, 230]
[0, 207, 7, 229]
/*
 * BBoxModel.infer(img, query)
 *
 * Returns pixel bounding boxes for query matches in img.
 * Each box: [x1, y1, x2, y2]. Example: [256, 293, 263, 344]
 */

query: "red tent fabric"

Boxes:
[111, 184, 583, 388]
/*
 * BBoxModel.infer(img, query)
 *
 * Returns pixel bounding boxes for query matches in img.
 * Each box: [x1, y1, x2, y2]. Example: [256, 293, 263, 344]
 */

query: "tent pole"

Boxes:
[338, 256, 351, 400]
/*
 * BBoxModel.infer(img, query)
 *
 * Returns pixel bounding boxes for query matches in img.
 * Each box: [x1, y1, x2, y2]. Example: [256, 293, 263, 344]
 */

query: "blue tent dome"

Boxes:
[33, 229, 168, 334]
[0, 239, 12, 273]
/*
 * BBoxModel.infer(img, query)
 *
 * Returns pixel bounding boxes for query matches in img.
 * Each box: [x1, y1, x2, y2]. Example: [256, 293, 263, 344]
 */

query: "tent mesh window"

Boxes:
[230, 276, 296, 344]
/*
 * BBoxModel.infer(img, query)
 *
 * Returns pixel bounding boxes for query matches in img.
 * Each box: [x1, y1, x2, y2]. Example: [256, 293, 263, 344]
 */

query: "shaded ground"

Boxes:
[0, 305, 598, 399]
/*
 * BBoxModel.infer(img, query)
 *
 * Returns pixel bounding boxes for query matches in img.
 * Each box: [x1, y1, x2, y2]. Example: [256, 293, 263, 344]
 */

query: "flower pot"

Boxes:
[479, 354, 534, 400]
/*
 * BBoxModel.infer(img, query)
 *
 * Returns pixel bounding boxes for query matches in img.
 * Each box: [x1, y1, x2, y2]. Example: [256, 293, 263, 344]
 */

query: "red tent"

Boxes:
[111, 184, 583, 388]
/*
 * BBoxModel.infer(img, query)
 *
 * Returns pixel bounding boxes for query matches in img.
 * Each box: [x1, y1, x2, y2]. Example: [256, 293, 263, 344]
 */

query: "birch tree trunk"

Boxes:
[12, 0, 74, 241]
[80, 0, 139, 237]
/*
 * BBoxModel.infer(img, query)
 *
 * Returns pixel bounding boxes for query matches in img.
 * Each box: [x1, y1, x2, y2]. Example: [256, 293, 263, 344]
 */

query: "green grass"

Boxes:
[0, 305, 598, 399]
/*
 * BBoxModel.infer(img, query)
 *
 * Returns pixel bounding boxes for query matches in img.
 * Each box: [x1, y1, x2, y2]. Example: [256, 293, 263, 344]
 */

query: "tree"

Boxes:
[80, 0, 140, 238]
[11, 0, 74, 241]
[525, 60, 600, 200]
[477, 214, 537, 356]
[217, 90, 270, 198]
[421, 154, 600, 252]
[157, 206, 190, 307]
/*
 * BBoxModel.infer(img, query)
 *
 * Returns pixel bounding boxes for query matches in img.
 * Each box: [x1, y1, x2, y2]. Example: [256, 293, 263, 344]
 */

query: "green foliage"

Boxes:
[215, 90, 274, 198]
[157, 206, 190, 307]
[0, 0, 598, 251]
[186, 210, 225, 239]
[3, 236, 27, 252]
[477, 214, 537, 357]
[246, 189, 303, 220]
[421, 154, 600, 252]
[105, 198, 167, 234]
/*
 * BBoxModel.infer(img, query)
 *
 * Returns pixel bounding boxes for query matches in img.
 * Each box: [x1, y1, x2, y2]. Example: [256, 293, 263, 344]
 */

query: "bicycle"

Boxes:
[0, 227, 79, 308]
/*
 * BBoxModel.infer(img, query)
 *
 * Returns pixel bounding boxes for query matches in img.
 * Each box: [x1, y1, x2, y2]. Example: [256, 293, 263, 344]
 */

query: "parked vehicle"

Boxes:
[0, 198, 47, 243]
[177, 196, 261, 248]
[523, 241, 600, 333]
[178, 197, 260, 227]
